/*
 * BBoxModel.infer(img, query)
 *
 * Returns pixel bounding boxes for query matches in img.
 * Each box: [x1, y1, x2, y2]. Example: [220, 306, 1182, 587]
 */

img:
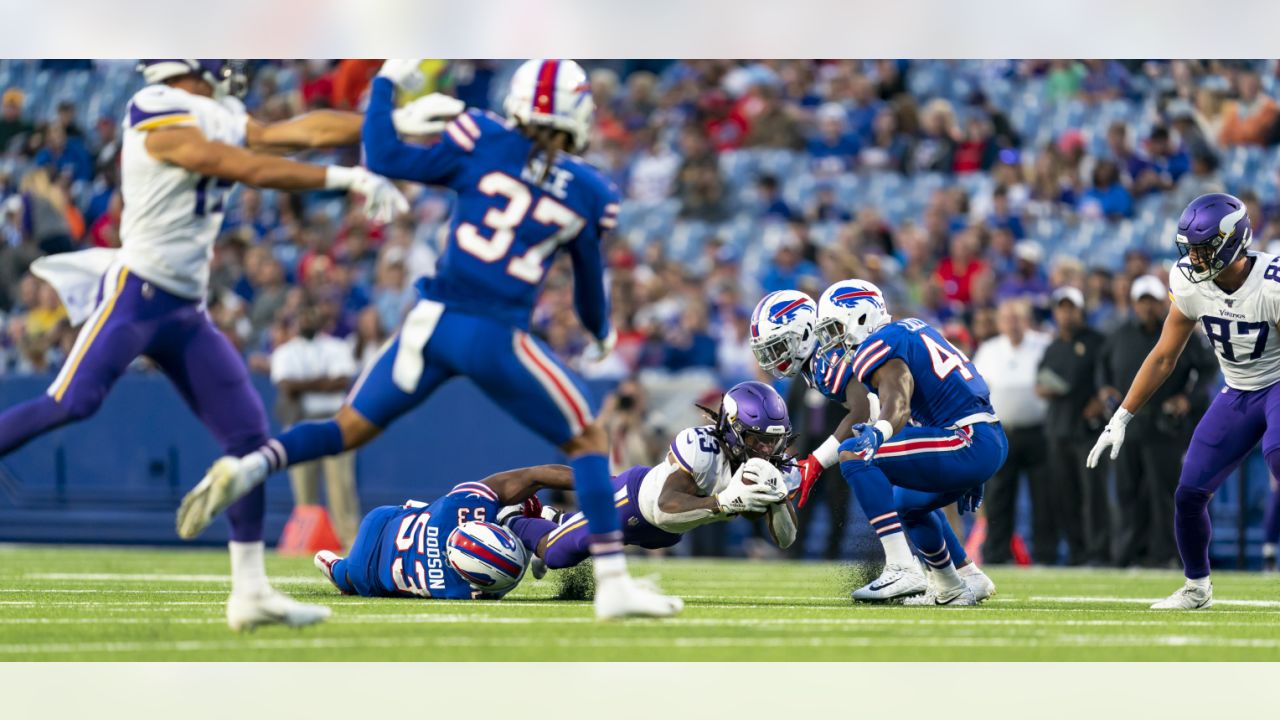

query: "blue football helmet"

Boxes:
[1175, 192, 1252, 283]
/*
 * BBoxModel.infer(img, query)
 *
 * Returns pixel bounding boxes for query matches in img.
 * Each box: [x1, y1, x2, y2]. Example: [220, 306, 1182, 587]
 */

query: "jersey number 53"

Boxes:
[457, 171, 586, 284]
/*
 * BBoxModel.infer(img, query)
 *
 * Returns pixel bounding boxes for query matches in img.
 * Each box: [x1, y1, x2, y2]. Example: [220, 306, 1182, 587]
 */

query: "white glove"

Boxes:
[1086, 407, 1133, 468]
[393, 93, 466, 136]
[325, 166, 410, 224]
[717, 458, 787, 514]
[582, 327, 618, 364]
[377, 59, 426, 93]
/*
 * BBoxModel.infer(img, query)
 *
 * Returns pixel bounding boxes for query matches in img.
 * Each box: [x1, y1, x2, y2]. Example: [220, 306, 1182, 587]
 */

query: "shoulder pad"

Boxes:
[669, 426, 719, 478]
[127, 86, 198, 131]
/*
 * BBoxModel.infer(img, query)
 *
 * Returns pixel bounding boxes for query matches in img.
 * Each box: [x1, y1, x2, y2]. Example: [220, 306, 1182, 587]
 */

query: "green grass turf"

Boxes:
[1, 544, 1279, 660]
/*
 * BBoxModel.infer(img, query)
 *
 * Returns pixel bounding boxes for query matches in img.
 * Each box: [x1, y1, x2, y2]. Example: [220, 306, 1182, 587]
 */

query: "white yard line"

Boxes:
[1030, 595, 1280, 608]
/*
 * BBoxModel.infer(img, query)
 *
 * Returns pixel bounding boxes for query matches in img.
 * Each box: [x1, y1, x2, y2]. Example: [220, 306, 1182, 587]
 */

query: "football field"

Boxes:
[1, 545, 1279, 661]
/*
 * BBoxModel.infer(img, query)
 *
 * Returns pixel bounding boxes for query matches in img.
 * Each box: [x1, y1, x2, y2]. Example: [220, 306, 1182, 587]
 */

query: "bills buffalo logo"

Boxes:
[832, 288, 884, 309]
[767, 298, 814, 323]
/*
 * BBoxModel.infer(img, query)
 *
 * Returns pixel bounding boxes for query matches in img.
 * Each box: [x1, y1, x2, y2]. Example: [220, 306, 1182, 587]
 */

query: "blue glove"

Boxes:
[845, 423, 886, 462]
[958, 483, 985, 515]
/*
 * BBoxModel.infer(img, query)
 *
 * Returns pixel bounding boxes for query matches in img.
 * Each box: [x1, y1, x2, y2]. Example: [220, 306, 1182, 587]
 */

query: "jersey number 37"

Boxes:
[457, 171, 586, 284]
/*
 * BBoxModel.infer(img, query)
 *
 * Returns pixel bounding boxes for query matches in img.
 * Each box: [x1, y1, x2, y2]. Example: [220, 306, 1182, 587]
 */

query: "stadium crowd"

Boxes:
[3, 59, 1280, 565]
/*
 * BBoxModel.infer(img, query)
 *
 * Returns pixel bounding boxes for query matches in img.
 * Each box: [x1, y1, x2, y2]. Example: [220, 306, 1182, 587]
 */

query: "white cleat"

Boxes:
[226, 586, 331, 632]
[933, 583, 978, 606]
[178, 456, 255, 539]
[594, 574, 684, 620]
[961, 566, 997, 603]
[314, 550, 351, 594]
[1151, 581, 1213, 610]
[852, 563, 928, 601]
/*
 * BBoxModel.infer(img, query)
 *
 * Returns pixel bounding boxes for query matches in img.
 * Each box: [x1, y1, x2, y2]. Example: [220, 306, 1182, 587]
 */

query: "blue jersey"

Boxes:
[371, 482, 502, 600]
[848, 318, 995, 428]
[363, 77, 616, 338]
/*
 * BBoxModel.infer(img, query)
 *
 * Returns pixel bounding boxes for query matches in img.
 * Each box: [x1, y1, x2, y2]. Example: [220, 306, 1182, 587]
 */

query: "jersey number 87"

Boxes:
[457, 171, 586, 285]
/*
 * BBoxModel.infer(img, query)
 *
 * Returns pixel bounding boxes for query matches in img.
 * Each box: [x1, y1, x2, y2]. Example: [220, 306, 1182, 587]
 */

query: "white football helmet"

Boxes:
[815, 280, 892, 353]
[446, 521, 529, 596]
[503, 59, 595, 153]
[137, 59, 247, 98]
[749, 290, 819, 379]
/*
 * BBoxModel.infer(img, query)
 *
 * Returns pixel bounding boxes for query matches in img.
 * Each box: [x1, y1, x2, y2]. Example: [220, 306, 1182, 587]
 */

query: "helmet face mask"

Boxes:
[748, 290, 818, 379]
[816, 280, 891, 354]
[814, 316, 846, 356]
[138, 59, 248, 99]
[713, 381, 795, 468]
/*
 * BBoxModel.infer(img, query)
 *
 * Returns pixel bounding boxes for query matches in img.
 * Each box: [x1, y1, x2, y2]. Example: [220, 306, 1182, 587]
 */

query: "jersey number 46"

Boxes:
[457, 171, 586, 284]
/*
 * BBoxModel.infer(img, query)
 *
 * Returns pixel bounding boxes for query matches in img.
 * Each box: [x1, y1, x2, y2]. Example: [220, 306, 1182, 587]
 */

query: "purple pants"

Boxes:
[1177, 382, 1280, 578]
[541, 465, 681, 569]
[0, 264, 269, 541]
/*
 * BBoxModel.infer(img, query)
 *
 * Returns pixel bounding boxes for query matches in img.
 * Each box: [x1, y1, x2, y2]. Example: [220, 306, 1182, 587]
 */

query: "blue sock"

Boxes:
[904, 510, 947, 563]
[841, 458, 901, 531]
[570, 453, 620, 537]
[272, 420, 345, 471]
[225, 484, 265, 542]
[509, 516, 557, 554]
[937, 508, 970, 567]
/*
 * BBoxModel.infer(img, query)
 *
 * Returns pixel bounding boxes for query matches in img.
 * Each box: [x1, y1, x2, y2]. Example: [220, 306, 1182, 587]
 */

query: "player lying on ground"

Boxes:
[506, 381, 799, 575]
[1088, 192, 1280, 610]
[815, 281, 1006, 605]
[0, 59, 432, 631]
[179, 58, 680, 619]
[749, 286, 997, 604]
[313, 381, 796, 599]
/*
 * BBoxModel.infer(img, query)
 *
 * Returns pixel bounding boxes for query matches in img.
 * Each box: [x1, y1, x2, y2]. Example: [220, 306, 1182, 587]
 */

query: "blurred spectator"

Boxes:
[662, 303, 717, 372]
[270, 304, 361, 548]
[372, 256, 415, 333]
[1078, 160, 1133, 220]
[807, 103, 861, 173]
[995, 240, 1049, 307]
[15, 169, 75, 255]
[0, 88, 32, 152]
[628, 128, 681, 204]
[1097, 276, 1216, 568]
[1036, 287, 1109, 566]
[973, 299, 1051, 564]
[935, 230, 987, 305]
[34, 124, 93, 184]
[1131, 125, 1189, 196]
[756, 175, 794, 221]
[760, 234, 821, 295]
[1218, 69, 1279, 147]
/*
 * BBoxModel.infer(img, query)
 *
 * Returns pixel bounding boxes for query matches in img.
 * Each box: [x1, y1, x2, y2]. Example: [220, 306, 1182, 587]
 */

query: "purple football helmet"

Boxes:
[1175, 192, 1252, 283]
[714, 381, 795, 467]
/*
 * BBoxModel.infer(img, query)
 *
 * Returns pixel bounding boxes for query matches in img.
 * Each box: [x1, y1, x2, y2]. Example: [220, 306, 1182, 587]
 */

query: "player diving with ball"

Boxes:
[312, 382, 799, 600]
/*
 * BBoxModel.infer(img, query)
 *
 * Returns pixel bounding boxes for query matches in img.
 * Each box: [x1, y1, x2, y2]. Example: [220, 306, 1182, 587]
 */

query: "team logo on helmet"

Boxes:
[752, 296, 815, 338]
[831, 288, 885, 309]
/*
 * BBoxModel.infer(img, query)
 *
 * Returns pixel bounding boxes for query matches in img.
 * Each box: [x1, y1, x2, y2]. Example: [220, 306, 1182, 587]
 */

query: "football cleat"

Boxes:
[530, 556, 548, 580]
[933, 583, 978, 606]
[314, 550, 352, 594]
[1151, 581, 1213, 610]
[960, 565, 997, 602]
[852, 563, 928, 601]
[177, 456, 256, 539]
[594, 574, 684, 620]
[226, 586, 331, 632]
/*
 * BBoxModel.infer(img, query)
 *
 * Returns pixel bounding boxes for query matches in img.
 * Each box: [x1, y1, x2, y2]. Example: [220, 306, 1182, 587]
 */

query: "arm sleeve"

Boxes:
[362, 77, 467, 186]
[568, 188, 617, 341]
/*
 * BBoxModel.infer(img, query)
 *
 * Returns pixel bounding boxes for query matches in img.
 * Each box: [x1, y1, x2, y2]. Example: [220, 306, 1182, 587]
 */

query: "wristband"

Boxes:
[1114, 408, 1134, 426]
[873, 419, 895, 441]
[812, 435, 840, 469]
[324, 165, 357, 190]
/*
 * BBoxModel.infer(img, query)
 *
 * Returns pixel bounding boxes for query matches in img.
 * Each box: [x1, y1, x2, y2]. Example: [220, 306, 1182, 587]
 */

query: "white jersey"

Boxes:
[118, 84, 248, 299]
[636, 424, 800, 533]
[1169, 250, 1280, 391]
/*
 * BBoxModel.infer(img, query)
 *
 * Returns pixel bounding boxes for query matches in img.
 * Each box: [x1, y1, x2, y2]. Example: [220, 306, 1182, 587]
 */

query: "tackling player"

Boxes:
[1087, 192, 1279, 609]
[0, 59, 413, 631]
[750, 286, 997, 604]
[176, 59, 682, 619]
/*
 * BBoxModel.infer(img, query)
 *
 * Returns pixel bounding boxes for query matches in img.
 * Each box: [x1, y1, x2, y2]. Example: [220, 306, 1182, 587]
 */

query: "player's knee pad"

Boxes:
[1174, 485, 1213, 516]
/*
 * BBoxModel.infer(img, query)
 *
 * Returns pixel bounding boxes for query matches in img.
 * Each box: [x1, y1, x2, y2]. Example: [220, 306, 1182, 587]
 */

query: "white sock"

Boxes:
[1187, 576, 1211, 590]
[931, 564, 965, 592]
[881, 532, 915, 567]
[229, 541, 269, 595]
[241, 452, 270, 486]
[592, 553, 628, 582]
[1264, 543, 1276, 559]
[957, 563, 981, 577]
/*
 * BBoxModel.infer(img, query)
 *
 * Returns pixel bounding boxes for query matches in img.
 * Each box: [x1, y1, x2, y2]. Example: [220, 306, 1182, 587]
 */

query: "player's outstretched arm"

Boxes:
[362, 77, 465, 184]
[1087, 304, 1196, 467]
[245, 112, 363, 153]
[480, 464, 575, 505]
